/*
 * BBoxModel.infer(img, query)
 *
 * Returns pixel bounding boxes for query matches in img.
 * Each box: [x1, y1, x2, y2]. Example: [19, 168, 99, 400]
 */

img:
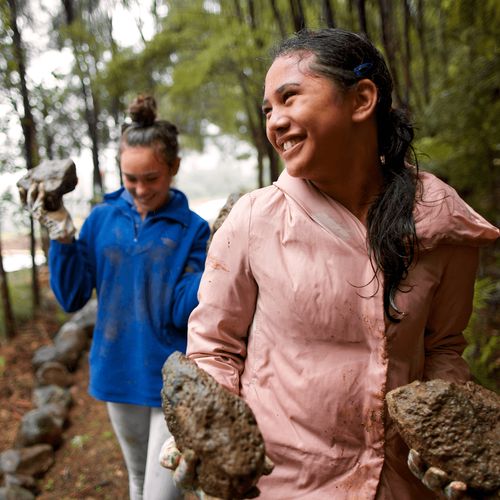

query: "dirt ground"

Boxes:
[0, 275, 129, 499]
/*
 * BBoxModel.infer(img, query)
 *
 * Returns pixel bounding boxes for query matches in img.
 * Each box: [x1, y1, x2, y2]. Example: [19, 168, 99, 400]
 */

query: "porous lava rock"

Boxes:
[386, 379, 500, 497]
[161, 351, 267, 499]
[207, 192, 244, 249]
[16, 158, 77, 211]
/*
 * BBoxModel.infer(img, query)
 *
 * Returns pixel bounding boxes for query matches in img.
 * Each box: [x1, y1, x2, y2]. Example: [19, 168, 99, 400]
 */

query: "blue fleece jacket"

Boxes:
[49, 187, 210, 407]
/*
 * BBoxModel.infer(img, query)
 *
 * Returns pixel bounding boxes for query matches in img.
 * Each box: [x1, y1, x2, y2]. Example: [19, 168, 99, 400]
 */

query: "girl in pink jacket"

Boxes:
[164, 29, 499, 499]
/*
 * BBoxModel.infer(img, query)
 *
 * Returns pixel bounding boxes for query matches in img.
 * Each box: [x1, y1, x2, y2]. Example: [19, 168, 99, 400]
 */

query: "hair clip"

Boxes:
[353, 62, 373, 77]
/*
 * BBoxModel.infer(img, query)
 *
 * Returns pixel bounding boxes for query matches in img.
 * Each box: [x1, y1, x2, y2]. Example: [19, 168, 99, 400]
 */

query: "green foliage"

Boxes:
[414, 0, 500, 220]
[463, 277, 499, 393]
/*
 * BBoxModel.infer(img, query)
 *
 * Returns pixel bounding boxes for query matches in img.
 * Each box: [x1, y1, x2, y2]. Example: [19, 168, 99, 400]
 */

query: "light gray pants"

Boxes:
[107, 402, 182, 500]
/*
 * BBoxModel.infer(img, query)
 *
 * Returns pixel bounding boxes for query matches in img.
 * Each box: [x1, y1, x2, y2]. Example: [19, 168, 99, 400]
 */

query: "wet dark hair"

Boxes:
[120, 94, 179, 166]
[272, 28, 418, 322]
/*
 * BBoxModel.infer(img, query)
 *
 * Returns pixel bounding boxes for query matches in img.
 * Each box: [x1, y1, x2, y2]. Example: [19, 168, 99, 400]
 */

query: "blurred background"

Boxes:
[0, 0, 498, 388]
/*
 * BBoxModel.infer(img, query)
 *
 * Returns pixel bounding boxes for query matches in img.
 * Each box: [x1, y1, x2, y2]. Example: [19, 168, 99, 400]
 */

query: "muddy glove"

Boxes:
[24, 182, 76, 242]
[160, 436, 274, 500]
[160, 436, 222, 500]
[408, 449, 469, 499]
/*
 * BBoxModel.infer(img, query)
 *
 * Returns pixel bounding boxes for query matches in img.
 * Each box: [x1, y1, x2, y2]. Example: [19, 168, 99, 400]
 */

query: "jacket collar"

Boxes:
[274, 170, 366, 245]
[103, 187, 191, 227]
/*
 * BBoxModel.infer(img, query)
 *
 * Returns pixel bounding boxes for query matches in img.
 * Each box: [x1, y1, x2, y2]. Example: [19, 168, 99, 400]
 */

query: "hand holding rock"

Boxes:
[25, 182, 75, 242]
[408, 449, 469, 499]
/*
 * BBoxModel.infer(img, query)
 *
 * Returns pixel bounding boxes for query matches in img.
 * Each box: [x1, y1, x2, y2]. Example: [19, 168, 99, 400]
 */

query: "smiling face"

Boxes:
[263, 53, 357, 186]
[120, 145, 179, 218]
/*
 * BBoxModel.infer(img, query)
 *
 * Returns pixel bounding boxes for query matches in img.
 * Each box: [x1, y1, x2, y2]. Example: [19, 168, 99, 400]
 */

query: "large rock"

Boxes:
[70, 298, 97, 337]
[32, 345, 58, 371]
[0, 444, 54, 477]
[161, 351, 268, 499]
[0, 485, 35, 500]
[207, 192, 244, 249]
[32, 385, 72, 410]
[52, 321, 89, 370]
[35, 361, 72, 388]
[15, 407, 64, 448]
[386, 379, 500, 496]
[16, 158, 77, 211]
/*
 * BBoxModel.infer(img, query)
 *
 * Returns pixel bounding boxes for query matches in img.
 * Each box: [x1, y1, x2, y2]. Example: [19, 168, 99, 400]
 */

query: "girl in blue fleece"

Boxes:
[46, 95, 210, 499]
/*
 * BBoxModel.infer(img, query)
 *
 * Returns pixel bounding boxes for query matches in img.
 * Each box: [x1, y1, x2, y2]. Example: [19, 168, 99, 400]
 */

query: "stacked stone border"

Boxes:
[0, 300, 97, 499]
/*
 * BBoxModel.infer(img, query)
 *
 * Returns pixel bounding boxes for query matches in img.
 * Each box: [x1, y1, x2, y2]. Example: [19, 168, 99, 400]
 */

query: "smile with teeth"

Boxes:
[282, 138, 301, 152]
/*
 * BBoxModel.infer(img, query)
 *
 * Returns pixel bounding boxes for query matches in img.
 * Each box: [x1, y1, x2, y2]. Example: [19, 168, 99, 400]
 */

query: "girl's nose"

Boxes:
[135, 182, 148, 196]
[267, 110, 290, 133]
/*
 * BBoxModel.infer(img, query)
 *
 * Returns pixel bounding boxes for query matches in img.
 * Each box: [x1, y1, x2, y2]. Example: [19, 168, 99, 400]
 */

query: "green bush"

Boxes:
[463, 277, 499, 393]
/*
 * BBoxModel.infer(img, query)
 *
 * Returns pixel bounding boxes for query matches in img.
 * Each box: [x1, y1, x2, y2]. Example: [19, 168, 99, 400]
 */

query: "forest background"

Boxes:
[0, 0, 498, 394]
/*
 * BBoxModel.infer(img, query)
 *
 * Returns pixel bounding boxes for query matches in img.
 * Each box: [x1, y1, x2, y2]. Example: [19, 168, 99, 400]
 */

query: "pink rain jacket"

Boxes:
[187, 171, 499, 499]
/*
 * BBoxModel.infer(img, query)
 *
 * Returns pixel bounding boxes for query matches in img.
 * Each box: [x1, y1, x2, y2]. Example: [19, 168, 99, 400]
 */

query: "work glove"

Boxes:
[159, 436, 274, 500]
[22, 182, 76, 242]
[408, 449, 469, 499]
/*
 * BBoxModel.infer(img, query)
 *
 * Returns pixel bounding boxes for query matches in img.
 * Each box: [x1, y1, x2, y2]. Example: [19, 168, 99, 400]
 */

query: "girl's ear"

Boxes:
[351, 79, 378, 123]
[169, 157, 181, 176]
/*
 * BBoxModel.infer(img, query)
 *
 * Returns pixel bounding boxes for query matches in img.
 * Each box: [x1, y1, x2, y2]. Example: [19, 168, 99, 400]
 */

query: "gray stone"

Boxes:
[0, 485, 35, 500]
[16, 158, 77, 211]
[207, 192, 244, 249]
[32, 345, 58, 371]
[161, 351, 267, 500]
[35, 361, 72, 388]
[0, 444, 54, 476]
[4, 473, 38, 494]
[386, 379, 500, 497]
[32, 385, 72, 409]
[15, 407, 64, 448]
[70, 298, 97, 337]
[53, 321, 89, 370]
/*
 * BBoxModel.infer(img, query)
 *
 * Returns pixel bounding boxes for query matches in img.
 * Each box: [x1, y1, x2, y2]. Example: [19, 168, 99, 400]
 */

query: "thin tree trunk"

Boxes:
[402, 0, 412, 110]
[355, 0, 368, 37]
[62, 0, 103, 201]
[270, 0, 287, 38]
[322, 0, 335, 28]
[289, 0, 306, 31]
[377, 0, 403, 107]
[0, 230, 16, 339]
[416, 0, 430, 104]
[247, 0, 256, 30]
[8, 0, 41, 310]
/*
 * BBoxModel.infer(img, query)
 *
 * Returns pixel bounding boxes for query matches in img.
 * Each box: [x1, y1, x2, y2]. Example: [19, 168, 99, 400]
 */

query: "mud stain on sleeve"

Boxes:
[207, 255, 230, 272]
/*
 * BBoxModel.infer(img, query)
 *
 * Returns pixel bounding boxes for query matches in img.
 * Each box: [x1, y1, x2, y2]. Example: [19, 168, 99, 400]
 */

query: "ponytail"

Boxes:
[368, 108, 418, 322]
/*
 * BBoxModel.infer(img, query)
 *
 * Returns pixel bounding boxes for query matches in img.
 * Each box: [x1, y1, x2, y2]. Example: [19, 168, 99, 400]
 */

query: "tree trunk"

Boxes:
[0, 229, 16, 339]
[270, 0, 287, 38]
[7, 0, 41, 310]
[355, 0, 369, 37]
[416, 0, 430, 104]
[402, 0, 412, 110]
[289, 0, 306, 31]
[321, 0, 335, 28]
[377, 0, 403, 107]
[61, 0, 103, 202]
[247, 0, 256, 30]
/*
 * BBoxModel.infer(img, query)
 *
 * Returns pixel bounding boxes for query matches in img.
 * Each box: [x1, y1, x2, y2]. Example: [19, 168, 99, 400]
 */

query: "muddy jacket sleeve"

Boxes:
[48, 216, 96, 313]
[187, 194, 258, 394]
